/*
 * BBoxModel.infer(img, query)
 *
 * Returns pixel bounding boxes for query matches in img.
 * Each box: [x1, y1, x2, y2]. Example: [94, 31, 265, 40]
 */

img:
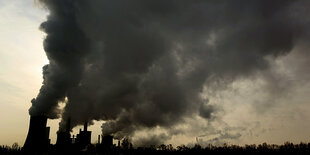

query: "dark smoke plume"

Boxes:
[30, 0, 310, 144]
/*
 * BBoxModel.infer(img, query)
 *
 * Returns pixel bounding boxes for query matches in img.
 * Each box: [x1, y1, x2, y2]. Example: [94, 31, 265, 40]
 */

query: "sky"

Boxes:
[0, 0, 310, 147]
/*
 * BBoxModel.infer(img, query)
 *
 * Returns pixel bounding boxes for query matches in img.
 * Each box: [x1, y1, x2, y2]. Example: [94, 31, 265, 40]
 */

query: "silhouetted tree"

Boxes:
[11, 143, 19, 150]
[121, 138, 132, 150]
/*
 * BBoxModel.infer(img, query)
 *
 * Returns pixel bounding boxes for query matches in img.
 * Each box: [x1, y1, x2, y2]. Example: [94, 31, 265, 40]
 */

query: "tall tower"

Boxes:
[23, 115, 50, 152]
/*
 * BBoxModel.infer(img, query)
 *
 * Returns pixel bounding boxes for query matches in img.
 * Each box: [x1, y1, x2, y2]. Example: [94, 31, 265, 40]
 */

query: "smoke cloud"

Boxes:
[29, 0, 310, 144]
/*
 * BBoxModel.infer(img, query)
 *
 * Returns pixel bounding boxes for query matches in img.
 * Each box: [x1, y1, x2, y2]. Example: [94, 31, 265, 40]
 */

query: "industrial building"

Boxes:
[56, 118, 71, 147]
[102, 134, 113, 148]
[75, 122, 92, 148]
[56, 120, 92, 149]
[23, 116, 116, 152]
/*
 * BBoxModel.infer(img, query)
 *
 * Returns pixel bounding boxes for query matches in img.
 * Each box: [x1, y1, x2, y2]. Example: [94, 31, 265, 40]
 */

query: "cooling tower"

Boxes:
[23, 115, 50, 152]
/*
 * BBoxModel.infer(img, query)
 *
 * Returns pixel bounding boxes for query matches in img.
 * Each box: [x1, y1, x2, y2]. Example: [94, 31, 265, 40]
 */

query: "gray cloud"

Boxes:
[29, 0, 310, 144]
[133, 133, 171, 147]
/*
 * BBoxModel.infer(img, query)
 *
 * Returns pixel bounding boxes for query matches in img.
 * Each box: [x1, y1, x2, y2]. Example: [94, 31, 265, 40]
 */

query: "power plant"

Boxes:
[23, 116, 115, 152]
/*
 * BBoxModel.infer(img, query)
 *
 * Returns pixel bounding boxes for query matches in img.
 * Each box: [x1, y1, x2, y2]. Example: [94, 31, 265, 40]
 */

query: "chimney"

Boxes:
[84, 122, 87, 131]
[98, 135, 101, 144]
[66, 117, 71, 133]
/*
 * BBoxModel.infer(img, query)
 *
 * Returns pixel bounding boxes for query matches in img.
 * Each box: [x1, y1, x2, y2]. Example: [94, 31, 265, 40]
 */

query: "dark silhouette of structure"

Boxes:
[55, 120, 92, 151]
[20, 120, 310, 154]
[76, 122, 91, 148]
[23, 116, 123, 152]
[102, 135, 113, 148]
[98, 135, 101, 144]
[56, 118, 71, 147]
[23, 115, 50, 152]
[56, 131, 71, 146]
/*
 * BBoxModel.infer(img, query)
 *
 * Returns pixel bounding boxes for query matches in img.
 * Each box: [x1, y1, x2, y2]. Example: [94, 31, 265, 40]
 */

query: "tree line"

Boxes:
[1, 141, 310, 154]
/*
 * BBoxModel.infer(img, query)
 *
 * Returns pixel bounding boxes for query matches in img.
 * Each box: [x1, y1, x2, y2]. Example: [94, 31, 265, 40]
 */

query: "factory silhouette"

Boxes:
[19, 115, 310, 155]
[4, 115, 306, 155]
[23, 115, 116, 153]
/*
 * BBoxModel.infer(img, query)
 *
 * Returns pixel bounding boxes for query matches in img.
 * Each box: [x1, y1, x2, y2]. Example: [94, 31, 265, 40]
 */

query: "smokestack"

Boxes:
[84, 122, 87, 131]
[66, 118, 71, 133]
[98, 135, 101, 144]
[23, 115, 50, 152]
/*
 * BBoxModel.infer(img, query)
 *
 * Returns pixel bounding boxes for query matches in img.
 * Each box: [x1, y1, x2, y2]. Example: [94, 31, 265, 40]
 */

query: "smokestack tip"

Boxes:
[84, 122, 87, 131]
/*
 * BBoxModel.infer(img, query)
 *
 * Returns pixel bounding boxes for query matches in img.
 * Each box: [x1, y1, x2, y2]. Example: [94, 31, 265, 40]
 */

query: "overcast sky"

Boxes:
[0, 0, 310, 147]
